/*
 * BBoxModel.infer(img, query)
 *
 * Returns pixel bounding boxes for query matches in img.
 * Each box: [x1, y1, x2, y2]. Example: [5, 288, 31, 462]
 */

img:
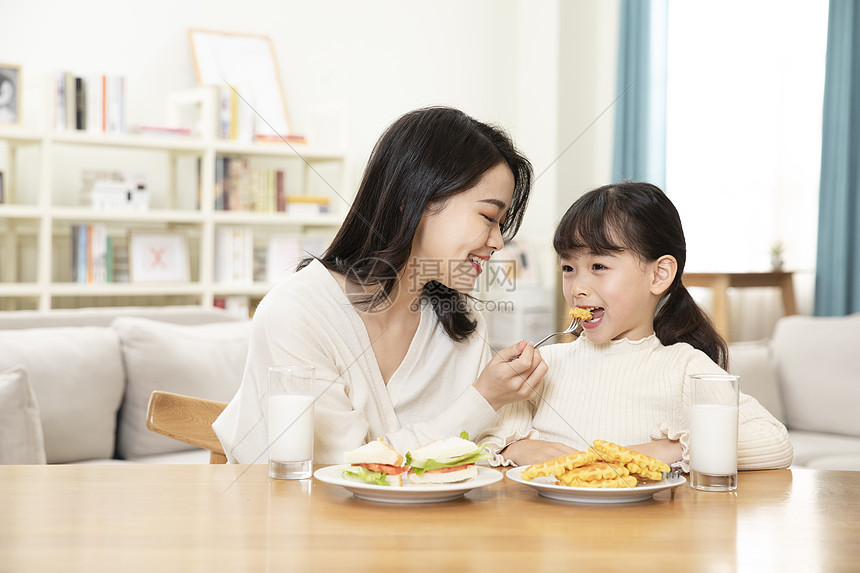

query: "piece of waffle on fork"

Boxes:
[568, 307, 593, 321]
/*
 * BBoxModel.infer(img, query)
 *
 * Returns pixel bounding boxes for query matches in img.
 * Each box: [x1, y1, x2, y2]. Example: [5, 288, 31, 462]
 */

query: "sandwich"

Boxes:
[405, 434, 490, 484]
[342, 438, 408, 486]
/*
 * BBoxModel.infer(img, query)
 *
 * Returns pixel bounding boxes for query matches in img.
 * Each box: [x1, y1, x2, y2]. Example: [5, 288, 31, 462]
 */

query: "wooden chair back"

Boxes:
[145, 391, 228, 464]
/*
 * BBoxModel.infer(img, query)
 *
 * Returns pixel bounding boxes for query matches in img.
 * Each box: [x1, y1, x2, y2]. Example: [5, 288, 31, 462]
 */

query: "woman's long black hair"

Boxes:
[552, 182, 728, 369]
[300, 106, 533, 341]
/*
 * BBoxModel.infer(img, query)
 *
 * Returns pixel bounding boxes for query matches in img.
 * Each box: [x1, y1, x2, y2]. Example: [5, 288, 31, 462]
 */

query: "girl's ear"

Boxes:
[651, 255, 677, 295]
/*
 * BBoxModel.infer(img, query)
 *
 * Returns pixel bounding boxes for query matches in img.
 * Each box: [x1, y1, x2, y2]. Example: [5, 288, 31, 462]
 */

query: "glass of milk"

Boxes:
[689, 373, 740, 491]
[267, 365, 315, 479]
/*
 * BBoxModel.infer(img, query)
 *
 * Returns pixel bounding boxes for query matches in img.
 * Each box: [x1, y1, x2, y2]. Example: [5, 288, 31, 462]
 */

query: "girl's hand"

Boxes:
[474, 340, 548, 411]
[500, 439, 577, 466]
[625, 439, 683, 466]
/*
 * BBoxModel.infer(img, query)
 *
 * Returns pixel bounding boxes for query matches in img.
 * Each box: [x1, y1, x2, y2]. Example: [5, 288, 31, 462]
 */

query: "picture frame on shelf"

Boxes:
[188, 29, 291, 139]
[128, 231, 190, 283]
[0, 63, 21, 125]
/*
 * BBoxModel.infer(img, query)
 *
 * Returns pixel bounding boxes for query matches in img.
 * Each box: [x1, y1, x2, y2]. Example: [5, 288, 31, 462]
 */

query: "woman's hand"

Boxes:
[474, 340, 548, 411]
[500, 439, 577, 466]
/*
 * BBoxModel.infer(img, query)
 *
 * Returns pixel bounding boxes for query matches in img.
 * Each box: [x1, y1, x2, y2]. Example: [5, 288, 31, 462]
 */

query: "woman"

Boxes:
[214, 106, 548, 463]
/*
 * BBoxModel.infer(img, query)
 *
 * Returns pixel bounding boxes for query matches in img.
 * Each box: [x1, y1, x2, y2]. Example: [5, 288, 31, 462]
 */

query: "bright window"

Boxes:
[666, 0, 828, 274]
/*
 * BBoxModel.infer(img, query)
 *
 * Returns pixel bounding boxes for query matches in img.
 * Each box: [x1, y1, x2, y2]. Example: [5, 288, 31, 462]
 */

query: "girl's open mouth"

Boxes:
[580, 307, 604, 328]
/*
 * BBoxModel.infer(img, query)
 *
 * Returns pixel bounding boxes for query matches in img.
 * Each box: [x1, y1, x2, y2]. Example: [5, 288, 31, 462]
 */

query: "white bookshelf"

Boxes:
[0, 125, 347, 312]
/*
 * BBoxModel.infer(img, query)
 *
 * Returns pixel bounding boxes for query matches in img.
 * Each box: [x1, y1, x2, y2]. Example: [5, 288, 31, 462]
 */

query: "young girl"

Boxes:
[214, 106, 547, 464]
[478, 182, 793, 470]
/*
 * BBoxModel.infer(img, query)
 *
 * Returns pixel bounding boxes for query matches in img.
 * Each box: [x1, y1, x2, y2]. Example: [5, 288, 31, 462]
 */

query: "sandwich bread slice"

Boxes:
[342, 438, 407, 486]
[406, 435, 490, 485]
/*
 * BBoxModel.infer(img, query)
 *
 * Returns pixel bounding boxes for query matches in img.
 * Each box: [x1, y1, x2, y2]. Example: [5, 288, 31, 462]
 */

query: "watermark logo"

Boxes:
[404, 258, 520, 293]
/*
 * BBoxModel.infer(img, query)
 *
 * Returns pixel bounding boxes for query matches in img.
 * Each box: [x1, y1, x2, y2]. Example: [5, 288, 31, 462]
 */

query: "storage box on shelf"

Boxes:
[0, 124, 347, 312]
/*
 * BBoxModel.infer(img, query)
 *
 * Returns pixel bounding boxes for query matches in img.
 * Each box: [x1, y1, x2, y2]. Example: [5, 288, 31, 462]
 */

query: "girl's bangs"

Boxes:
[555, 207, 630, 257]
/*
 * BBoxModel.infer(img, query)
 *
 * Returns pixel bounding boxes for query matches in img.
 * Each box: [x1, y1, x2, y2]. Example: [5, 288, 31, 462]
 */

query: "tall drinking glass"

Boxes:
[267, 365, 315, 480]
[689, 373, 739, 492]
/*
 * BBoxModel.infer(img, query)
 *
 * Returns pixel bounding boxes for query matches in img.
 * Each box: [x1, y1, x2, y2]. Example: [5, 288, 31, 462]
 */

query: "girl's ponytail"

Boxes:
[654, 282, 728, 369]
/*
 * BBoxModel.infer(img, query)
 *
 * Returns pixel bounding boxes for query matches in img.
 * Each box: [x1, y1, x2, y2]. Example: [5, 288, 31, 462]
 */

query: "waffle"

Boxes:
[522, 440, 670, 489]
[568, 307, 593, 321]
[555, 462, 629, 485]
[590, 440, 671, 479]
[520, 450, 598, 481]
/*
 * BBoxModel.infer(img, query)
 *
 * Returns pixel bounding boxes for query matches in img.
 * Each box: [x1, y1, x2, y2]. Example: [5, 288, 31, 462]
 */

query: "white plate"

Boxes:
[506, 466, 686, 504]
[314, 465, 503, 503]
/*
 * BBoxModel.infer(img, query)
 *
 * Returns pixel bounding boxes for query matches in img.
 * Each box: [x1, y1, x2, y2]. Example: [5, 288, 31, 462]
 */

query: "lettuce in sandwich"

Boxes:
[405, 433, 490, 484]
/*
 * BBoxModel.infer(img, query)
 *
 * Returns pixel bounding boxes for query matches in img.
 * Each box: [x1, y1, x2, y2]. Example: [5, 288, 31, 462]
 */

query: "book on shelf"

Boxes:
[64, 72, 75, 131]
[75, 76, 86, 131]
[214, 226, 254, 284]
[212, 156, 286, 213]
[219, 86, 253, 143]
[55, 72, 66, 130]
[70, 223, 112, 284]
[112, 244, 129, 283]
[55, 71, 126, 134]
[286, 195, 330, 215]
[86, 73, 103, 133]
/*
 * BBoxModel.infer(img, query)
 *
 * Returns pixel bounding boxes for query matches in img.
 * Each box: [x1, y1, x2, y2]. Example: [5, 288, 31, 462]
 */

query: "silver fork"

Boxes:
[533, 317, 584, 349]
[510, 318, 583, 361]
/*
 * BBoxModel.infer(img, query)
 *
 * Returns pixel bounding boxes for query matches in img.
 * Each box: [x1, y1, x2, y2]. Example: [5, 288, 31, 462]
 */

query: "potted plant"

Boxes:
[770, 241, 785, 271]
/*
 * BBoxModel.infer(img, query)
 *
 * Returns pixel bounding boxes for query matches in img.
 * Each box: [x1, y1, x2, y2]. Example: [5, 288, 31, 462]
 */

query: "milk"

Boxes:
[267, 395, 314, 462]
[690, 404, 739, 475]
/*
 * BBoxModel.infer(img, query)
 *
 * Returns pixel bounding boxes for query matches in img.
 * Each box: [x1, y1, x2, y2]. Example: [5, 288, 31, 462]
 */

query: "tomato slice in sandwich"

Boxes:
[355, 463, 408, 475]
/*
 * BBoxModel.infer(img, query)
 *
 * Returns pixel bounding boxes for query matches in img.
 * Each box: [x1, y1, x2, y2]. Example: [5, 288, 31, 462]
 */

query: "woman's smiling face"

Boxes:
[409, 162, 513, 294]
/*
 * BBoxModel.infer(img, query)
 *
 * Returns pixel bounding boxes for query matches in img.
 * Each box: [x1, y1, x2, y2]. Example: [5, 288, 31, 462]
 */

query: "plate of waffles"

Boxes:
[506, 465, 686, 504]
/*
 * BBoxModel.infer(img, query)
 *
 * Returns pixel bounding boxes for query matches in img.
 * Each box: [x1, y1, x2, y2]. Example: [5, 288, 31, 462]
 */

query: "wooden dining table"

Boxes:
[2, 463, 858, 572]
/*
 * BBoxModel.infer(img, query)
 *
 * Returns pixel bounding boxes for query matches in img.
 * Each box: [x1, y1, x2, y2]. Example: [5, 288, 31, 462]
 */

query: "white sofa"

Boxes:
[0, 306, 251, 464]
[728, 313, 860, 471]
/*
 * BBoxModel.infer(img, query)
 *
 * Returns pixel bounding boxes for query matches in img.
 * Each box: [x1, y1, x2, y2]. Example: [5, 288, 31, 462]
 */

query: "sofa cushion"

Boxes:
[0, 327, 125, 463]
[113, 317, 251, 459]
[0, 365, 47, 464]
[788, 430, 860, 471]
[772, 314, 860, 436]
[727, 340, 785, 423]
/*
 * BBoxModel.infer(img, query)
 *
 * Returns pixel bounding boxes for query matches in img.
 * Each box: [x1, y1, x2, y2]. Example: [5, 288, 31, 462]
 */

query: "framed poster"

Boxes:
[188, 29, 291, 136]
[0, 63, 21, 125]
[128, 231, 190, 282]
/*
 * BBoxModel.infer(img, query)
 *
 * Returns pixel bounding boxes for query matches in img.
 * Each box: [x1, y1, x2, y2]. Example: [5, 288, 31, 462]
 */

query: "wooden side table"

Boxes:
[682, 271, 797, 341]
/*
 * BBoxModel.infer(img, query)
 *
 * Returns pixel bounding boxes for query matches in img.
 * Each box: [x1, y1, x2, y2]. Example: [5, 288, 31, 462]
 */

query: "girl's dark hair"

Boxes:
[552, 182, 727, 368]
[301, 106, 533, 341]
